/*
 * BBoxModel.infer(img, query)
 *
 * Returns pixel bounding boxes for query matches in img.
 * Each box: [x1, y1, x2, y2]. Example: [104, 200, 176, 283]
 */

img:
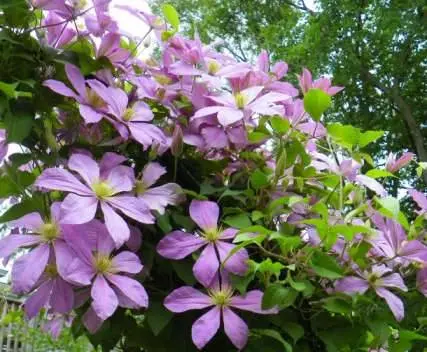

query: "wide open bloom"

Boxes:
[335, 265, 408, 321]
[368, 212, 427, 264]
[164, 273, 278, 350]
[44, 64, 108, 124]
[0, 202, 89, 293]
[385, 152, 415, 173]
[134, 162, 183, 214]
[35, 153, 154, 246]
[157, 200, 249, 286]
[0, 129, 8, 161]
[64, 222, 148, 325]
[86, 80, 165, 149]
[192, 86, 290, 126]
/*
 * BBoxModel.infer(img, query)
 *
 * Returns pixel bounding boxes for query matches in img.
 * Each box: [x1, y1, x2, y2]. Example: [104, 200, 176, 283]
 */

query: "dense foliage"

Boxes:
[0, 1, 427, 351]
[154, 0, 427, 188]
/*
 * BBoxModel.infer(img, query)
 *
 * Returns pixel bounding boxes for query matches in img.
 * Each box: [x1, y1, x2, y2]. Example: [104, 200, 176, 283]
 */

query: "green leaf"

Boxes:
[248, 131, 269, 142]
[270, 116, 290, 134]
[330, 224, 372, 241]
[359, 130, 384, 148]
[327, 123, 361, 149]
[0, 197, 43, 224]
[230, 261, 257, 294]
[251, 329, 292, 352]
[323, 297, 352, 315]
[250, 169, 269, 190]
[262, 284, 298, 309]
[145, 301, 173, 336]
[303, 88, 331, 121]
[365, 169, 395, 179]
[171, 260, 196, 285]
[257, 258, 285, 278]
[4, 110, 33, 143]
[0, 81, 18, 99]
[162, 4, 180, 29]
[224, 213, 252, 229]
[376, 196, 400, 218]
[280, 322, 304, 344]
[310, 251, 344, 279]
[251, 210, 265, 221]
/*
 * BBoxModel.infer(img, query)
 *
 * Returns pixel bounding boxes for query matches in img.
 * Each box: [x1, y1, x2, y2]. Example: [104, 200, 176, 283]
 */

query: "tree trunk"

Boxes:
[391, 88, 427, 185]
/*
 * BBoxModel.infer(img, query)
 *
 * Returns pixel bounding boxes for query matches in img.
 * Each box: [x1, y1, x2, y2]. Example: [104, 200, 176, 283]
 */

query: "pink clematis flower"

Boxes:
[64, 223, 148, 328]
[0, 202, 91, 294]
[335, 265, 407, 321]
[164, 273, 278, 350]
[409, 189, 427, 215]
[84, 0, 118, 37]
[0, 129, 8, 161]
[385, 152, 415, 173]
[42, 12, 76, 48]
[86, 80, 165, 149]
[298, 68, 344, 95]
[310, 153, 387, 197]
[368, 212, 427, 264]
[135, 162, 183, 214]
[192, 86, 290, 126]
[35, 153, 154, 246]
[157, 200, 249, 286]
[43, 64, 108, 124]
[96, 33, 130, 65]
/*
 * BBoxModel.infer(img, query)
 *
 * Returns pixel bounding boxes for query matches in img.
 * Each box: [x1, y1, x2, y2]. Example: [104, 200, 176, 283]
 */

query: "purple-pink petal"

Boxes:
[43, 80, 77, 98]
[222, 307, 249, 350]
[50, 277, 74, 314]
[379, 273, 408, 292]
[107, 196, 155, 224]
[216, 241, 248, 276]
[91, 274, 118, 320]
[191, 306, 221, 350]
[68, 153, 100, 186]
[9, 212, 44, 231]
[142, 162, 166, 187]
[164, 286, 212, 313]
[60, 194, 98, 224]
[189, 200, 219, 232]
[157, 230, 206, 260]
[230, 290, 278, 314]
[106, 274, 148, 308]
[193, 243, 220, 288]
[375, 287, 404, 321]
[12, 244, 50, 294]
[25, 280, 53, 319]
[111, 251, 142, 274]
[100, 201, 130, 247]
[335, 276, 369, 295]
[0, 234, 41, 259]
[36, 168, 93, 196]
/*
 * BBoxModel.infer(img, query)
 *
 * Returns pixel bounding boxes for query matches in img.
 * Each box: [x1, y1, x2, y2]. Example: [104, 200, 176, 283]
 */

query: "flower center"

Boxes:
[86, 88, 106, 108]
[234, 93, 247, 109]
[45, 264, 58, 278]
[210, 289, 233, 307]
[134, 180, 147, 195]
[40, 222, 60, 242]
[207, 60, 220, 75]
[203, 228, 219, 242]
[367, 274, 379, 285]
[155, 74, 172, 86]
[123, 108, 135, 122]
[92, 181, 115, 199]
[93, 253, 112, 274]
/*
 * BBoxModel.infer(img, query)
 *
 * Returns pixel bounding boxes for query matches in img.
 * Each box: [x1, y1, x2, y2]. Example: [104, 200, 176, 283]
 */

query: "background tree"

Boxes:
[152, 0, 427, 187]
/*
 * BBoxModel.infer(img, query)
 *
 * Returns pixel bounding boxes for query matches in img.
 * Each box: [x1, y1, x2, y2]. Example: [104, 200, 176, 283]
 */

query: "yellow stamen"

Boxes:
[92, 181, 115, 199]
